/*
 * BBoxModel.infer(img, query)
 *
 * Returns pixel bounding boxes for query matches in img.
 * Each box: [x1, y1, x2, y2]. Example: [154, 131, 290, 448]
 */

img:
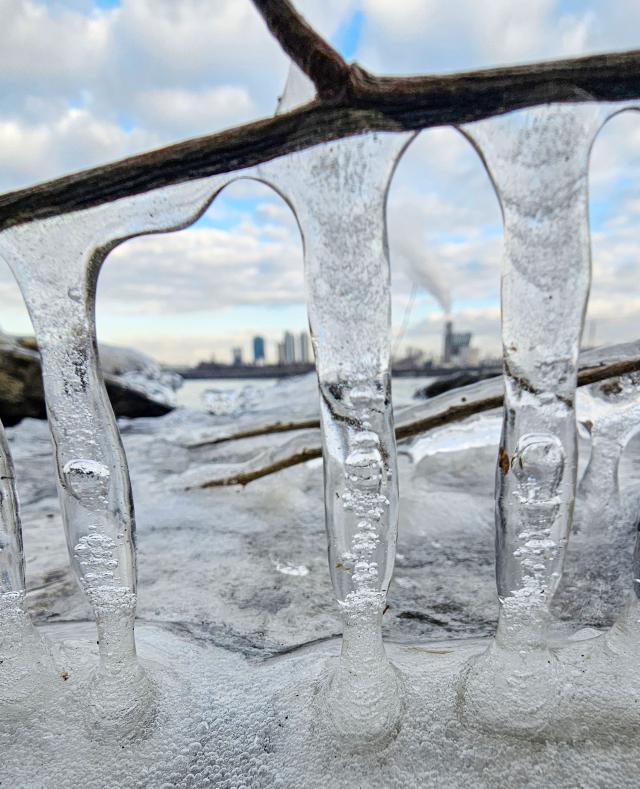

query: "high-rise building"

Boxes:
[277, 341, 286, 365]
[298, 331, 310, 363]
[232, 346, 243, 366]
[253, 335, 265, 364]
[442, 320, 472, 365]
[283, 331, 296, 364]
[443, 320, 453, 363]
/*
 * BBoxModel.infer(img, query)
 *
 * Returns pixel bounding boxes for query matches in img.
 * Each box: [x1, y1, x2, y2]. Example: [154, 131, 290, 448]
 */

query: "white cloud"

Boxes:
[133, 86, 255, 138]
[0, 0, 109, 85]
[358, 0, 640, 74]
[99, 220, 304, 315]
[0, 108, 156, 190]
[0, 0, 289, 188]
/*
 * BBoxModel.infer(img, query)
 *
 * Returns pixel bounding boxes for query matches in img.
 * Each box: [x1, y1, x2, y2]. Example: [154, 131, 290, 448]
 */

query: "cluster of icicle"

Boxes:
[1, 64, 640, 745]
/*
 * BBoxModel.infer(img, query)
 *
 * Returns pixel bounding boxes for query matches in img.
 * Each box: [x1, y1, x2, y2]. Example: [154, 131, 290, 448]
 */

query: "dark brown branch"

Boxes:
[252, 0, 351, 99]
[185, 418, 320, 449]
[0, 49, 639, 231]
[198, 447, 321, 489]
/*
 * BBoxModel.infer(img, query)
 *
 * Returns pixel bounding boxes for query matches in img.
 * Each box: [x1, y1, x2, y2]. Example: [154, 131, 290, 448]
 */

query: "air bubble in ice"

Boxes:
[512, 433, 564, 503]
[345, 444, 383, 491]
[63, 458, 110, 504]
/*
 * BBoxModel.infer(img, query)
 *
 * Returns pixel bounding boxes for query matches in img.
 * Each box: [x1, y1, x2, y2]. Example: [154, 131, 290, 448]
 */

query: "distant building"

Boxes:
[277, 341, 286, 365]
[442, 320, 473, 365]
[232, 346, 243, 366]
[298, 331, 310, 363]
[283, 331, 296, 364]
[253, 335, 265, 365]
[392, 347, 424, 371]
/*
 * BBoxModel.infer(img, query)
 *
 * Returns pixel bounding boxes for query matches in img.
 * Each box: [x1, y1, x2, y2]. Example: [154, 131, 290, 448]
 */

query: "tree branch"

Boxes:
[0, 47, 638, 231]
[252, 0, 351, 99]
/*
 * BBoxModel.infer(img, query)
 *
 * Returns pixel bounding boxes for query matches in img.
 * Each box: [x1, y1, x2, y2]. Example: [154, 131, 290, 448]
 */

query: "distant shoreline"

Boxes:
[178, 363, 502, 380]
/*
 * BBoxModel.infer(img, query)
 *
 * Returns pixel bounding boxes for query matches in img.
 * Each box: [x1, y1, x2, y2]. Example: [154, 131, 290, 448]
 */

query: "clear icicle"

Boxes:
[456, 102, 613, 735]
[276, 61, 316, 115]
[589, 372, 640, 681]
[0, 425, 24, 595]
[0, 174, 228, 738]
[253, 67, 415, 746]
[554, 373, 640, 625]
[0, 419, 53, 707]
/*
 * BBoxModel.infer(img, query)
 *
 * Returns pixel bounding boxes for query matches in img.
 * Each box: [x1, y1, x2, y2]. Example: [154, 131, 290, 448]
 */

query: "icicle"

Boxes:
[456, 102, 613, 735]
[0, 175, 227, 738]
[554, 373, 640, 624]
[0, 419, 54, 709]
[249, 68, 414, 748]
[589, 373, 640, 650]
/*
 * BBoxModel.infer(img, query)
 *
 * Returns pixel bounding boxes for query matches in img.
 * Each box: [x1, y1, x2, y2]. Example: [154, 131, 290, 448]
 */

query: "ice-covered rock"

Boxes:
[99, 343, 182, 409]
[0, 334, 177, 425]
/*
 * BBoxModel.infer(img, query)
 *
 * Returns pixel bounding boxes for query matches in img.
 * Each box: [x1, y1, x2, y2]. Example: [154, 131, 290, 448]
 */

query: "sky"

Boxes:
[0, 0, 639, 365]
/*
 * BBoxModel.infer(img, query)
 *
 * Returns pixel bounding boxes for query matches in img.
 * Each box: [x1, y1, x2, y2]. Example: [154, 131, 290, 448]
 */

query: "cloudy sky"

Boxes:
[0, 0, 638, 364]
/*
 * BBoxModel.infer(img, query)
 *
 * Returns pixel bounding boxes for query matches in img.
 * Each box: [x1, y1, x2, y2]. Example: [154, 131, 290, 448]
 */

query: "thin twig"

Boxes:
[197, 447, 321, 489]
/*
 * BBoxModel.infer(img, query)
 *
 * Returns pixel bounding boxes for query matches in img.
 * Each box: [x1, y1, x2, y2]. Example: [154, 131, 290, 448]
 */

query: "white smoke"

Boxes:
[392, 234, 452, 315]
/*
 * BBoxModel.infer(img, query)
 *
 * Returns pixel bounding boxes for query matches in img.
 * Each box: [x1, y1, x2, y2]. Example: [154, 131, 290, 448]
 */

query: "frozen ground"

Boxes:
[6, 622, 640, 789]
[12, 408, 501, 652]
[4, 382, 640, 787]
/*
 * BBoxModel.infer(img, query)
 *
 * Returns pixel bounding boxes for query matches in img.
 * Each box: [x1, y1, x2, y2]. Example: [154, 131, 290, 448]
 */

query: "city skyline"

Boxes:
[213, 329, 312, 367]
[196, 319, 503, 370]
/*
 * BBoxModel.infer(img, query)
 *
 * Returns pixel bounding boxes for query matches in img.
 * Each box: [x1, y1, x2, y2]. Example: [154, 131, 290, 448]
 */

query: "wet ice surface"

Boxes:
[4, 401, 640, 786]
[6, 622, 640, 789]
[13, 408, 499, 654]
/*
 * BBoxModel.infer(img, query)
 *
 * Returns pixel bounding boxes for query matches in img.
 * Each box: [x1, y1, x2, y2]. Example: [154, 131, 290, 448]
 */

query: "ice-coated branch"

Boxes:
[191, 343, 640, 487]
[0, 47, 639, 230]
[186, 432, 322, 489]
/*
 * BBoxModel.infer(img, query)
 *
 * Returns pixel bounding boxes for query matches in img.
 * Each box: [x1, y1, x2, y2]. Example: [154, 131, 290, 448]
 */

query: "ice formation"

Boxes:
[554, 373, 640, 624]
[457, 101, 640, 736]
[201, 383, 265, 416]
[99, 343, 183, 408]
[0, 175, 233, 738]
[0, 420, 53, 708]
[0, 56, 639, 785]
[253, 121, 415, 747]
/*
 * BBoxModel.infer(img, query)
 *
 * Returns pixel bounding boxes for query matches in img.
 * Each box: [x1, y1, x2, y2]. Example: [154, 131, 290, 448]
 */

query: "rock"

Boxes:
[98, 344, 182, 408]
[0, 336, 174, 426]
[0, 340, 47, 426]
[414, 369, 500, 399]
